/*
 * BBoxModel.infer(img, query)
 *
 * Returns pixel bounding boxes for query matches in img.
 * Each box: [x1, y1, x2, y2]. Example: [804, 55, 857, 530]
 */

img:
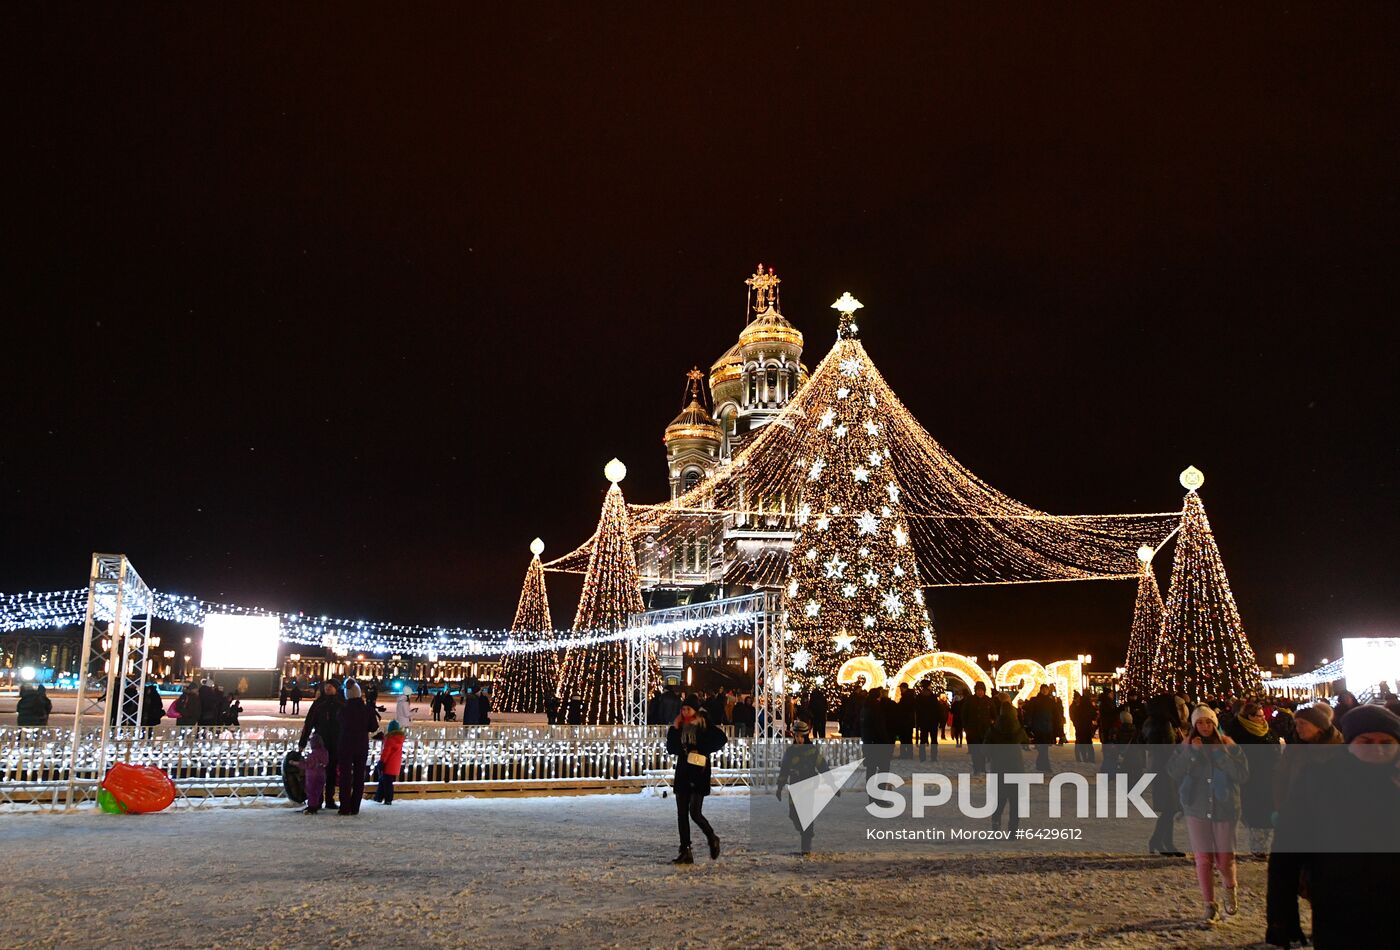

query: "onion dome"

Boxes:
[737, 306, 804, 352]
[709, 341, 743, 389]
[665, 369, 721, 445]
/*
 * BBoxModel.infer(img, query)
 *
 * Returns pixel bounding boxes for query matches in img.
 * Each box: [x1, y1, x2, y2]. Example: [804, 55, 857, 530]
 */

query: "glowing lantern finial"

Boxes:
[604, 457, 627, 484]
[529, 537, 545, 556]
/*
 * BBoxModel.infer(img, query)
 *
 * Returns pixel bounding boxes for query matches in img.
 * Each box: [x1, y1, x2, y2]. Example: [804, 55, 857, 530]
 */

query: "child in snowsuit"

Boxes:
[299, 733, 329, 814]
[373, 720, 406, 804]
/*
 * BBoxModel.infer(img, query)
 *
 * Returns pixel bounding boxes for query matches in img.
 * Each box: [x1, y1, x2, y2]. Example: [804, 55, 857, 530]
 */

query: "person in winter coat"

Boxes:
[665, 696, 727, 864]
[336, 681, 379, 815]
[1168, 704, 1249, 924]
[1330, 690, 1359, 725]
[985, 698, 1030, 833]
[394, 689, 413, 724]
[775, 719, 830, 855]
[1223, 700, 1283, 856]
[197, 679, 218, 726]
[961, 683, 996, 774]
[16, 684, 52, 726]
[1024, 685, 1059, 773]
[1096, 690, 1119, 743]
[1266, 704, 1400, 948]
[175, 680, 202, 727]
[140, 683, 165, 729]
[374, 719, 406, 804]
[462, 689, 482, 726]
[298, 680, 344, 811]
[913, 681, 940, 762]
[297, 733, 329, 814]
[278, 682, 290, 714]
[1098, 708, 1142, 778]
[1070, 691, 1098, 763]
[892, 684, 917, 758]
[859, 686, 892, 794]
[1142, 694, 1186, 855]
[808, 687, 828, 739]
[441, 690, 456, 722]
[1272, 704, 1344, 813]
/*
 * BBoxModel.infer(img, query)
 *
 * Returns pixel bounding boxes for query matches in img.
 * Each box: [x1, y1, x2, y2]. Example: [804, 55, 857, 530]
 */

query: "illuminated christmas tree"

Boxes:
[556, 459, 659, 724]
[1119, 545, 1164, 700]
[492, 538, 558, 714]
[1150, 467, 1261, 699]
[781, 295, 933, 705]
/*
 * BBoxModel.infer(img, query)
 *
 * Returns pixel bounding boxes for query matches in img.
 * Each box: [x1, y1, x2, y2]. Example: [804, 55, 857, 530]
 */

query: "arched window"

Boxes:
[682, 468, 702, 494]
[746, 371, 758, 406]
[766, 366, 778, 404]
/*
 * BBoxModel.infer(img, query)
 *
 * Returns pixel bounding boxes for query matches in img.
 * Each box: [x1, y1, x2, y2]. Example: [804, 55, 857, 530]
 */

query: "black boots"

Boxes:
[708, 835, 721, 860]
[672, 845, 694, 865]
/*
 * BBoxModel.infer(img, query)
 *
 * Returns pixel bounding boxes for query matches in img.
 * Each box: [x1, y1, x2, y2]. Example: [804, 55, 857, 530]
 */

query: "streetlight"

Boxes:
[987, 653, 1000, 679]
[1275, 652, 1295, 674]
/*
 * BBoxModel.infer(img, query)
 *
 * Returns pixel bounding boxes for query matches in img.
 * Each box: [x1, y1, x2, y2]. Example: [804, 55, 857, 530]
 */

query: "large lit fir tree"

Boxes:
[556, 459, 660, 724]
[492, 538, 559, 714]
[1150, 467, 1261, 699]
[781, 295, 933, 706]
[1119, 545, 1164, 700]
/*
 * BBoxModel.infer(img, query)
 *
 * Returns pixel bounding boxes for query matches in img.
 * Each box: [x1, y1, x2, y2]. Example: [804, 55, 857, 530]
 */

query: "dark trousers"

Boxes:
[1149, 804, 1180, 851]
[967, 739, 986, 774]
[373, 772, 397, 803]
[291, 698, 300, 714]
[990, 779, 1020, 832]
[916, 723, 939, 760]
[787, 799, 814, 852]
[813, 718, 826, 739]
[323, 744, 339, 807]
[1035, 741, 1052, 773]
[675, 790, 715, 849]
[1074, 737, 1096, 762]
[338, 749, 368, 814]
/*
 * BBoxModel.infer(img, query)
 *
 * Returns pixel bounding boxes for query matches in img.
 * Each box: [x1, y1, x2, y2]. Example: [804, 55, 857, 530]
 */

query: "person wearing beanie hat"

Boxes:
[665, 694, 727, 864]
[336, 679, 378, 815]
[1292, 703, 1334, 736]
[373, 719, 406, 804]
[775, 717, 827, 855]
[1170, 704, 1248, 923]
[1267, 703, 1400, 947]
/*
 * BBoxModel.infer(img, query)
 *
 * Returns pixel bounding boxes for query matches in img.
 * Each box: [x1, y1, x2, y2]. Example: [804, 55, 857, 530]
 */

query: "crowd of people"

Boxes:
[292, 677, 406, 816]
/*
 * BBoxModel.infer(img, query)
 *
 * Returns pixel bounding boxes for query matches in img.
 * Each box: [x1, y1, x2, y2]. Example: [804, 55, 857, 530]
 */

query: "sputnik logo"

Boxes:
[786, 758, 864, 831]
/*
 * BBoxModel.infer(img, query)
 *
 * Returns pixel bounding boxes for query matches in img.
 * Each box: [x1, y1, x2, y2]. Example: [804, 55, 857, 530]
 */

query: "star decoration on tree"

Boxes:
[863, 568, 880, 587]
[864, 420, 879, 437]
[832, 631, 857, 652]
[868, 451, 883, 468]
[832, 424, 848, 439]
[857, 511, 879, 534]
[791, 648, 811, 671]
[788, 579, 799, 597]
[913, 588, 925, 605]
[892, 564, 905, 577]
[863, 614, 876, 628]
[852, 466, 869, 483]
[839, 357, 863, 377]
[818, 407, 836, 429]
[805, 547, 818, 560]
[886, 482, 900, 503]
[882, 589, 905, 618]
[815, 513, 832, 531]
[823, 554, 848, 579]
[893, 526, 908, 546]
[842, 583, 857, 597]
[808, 458, 826, 480]
[837, 387, 850, 400]
[858, 546, 870, 558]
[805, 600, 821, 617]
[796, 503, 811, 526]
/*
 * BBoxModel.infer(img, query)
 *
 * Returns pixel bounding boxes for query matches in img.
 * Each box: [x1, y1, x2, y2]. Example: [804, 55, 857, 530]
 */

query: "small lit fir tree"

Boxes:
[492, 538, 559, 714]
[1150, 467, 1262, 699]
[556, 459, 660, 724]
[781, 295, 934, 706]
[1119, 545, 1164, 700]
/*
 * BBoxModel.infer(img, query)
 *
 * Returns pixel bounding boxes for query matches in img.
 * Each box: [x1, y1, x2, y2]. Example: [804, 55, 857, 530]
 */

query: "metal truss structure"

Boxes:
[65, 554, 154, 807]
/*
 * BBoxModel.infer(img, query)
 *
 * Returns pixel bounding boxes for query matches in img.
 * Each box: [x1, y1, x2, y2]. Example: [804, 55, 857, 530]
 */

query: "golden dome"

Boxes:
[709, 342, 743, 388]
[737, 306, 804, 352]
[664, 399, 721, 444]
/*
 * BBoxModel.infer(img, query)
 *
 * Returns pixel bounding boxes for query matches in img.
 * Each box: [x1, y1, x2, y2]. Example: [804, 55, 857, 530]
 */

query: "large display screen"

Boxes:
[202, 613, 281, 670]
[1342, 636, 1400, 695]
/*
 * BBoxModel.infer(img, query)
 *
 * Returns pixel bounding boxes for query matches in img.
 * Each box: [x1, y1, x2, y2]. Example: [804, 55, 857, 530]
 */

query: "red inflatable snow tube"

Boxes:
[102, 762, 177, 813]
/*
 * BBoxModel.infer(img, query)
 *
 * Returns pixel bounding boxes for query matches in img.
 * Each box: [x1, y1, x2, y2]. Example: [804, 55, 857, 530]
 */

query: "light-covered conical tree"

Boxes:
[781, 295, 934, 706]
[493, 538, 558, 714]
[1150, 467, 1261, 699]
[1120, 545, 1164, 700]
[556, 459, 659, 724]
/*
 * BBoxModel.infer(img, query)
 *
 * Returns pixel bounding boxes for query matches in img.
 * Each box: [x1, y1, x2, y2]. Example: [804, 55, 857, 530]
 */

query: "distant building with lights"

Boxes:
[640, 265, 808, 686]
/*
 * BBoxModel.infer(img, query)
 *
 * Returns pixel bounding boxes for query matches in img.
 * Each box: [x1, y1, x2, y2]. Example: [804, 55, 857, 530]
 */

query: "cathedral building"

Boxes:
[638, 266, 808, 685]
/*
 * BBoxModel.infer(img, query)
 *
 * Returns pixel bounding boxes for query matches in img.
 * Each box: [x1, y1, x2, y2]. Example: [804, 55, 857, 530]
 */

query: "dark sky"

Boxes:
[6, 5, 1398, 670]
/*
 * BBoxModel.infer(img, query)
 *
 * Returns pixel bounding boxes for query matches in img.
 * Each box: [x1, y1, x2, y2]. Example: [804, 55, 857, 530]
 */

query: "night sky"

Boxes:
[7, 6, 1398, 670]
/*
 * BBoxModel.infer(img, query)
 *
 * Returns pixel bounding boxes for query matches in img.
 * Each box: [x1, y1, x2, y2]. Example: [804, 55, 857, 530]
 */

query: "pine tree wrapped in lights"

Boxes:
[1119, 545, 1164, 700]
[492, 538, 559, 714]
[781, 295, 934, 707]
[1150, 467, 1262, 699]
[556, 459, 660, 724]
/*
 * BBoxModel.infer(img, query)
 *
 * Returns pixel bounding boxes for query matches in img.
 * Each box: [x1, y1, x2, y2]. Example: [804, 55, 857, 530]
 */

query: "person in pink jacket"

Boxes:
[373, 720, 406, 804]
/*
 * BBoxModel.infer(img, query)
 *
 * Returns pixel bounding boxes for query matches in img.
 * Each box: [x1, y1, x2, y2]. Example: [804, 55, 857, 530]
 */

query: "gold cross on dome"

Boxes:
[686, 367, 704, 383]
[831, 292, 864, 316]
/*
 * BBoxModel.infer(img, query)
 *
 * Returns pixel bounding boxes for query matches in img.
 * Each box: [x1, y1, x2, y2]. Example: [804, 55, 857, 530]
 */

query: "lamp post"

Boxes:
[987, 653, 1000, 680]
[1275, 651, 1295, 675]
[1077, 654, 1093, 692]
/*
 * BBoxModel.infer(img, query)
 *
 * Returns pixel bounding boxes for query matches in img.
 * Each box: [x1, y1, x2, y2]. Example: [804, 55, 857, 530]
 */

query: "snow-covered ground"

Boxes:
[1, 793, 1289, 948]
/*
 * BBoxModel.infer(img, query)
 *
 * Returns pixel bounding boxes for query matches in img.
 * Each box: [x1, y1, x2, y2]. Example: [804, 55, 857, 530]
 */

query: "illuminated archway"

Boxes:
[888, 652, 994, 698]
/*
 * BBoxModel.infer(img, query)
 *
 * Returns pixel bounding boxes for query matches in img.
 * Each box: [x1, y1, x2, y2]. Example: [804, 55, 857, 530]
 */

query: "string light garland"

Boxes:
[781, 294, 932, 705]
[1149, 472, 1263, 699]
[492, 539, 560, 714]
[0, 588, 754, 659]
[545, 305, 1180, 589]
[555, 461, 661, 724]
[1119, 546, 1164, 699]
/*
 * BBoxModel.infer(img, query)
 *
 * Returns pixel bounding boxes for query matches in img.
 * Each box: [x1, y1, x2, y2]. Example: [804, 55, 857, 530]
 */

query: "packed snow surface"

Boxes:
[2, 793, 1288, 948]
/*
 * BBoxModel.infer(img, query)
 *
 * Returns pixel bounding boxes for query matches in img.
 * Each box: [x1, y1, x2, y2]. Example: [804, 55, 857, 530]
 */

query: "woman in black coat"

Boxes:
[665, 696, 727, 864]
[336, 681, 379, 815]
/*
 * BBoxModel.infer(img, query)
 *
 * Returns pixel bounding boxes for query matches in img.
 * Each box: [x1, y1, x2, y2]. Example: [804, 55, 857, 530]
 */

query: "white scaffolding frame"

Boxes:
[65, 553, 153, 808]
